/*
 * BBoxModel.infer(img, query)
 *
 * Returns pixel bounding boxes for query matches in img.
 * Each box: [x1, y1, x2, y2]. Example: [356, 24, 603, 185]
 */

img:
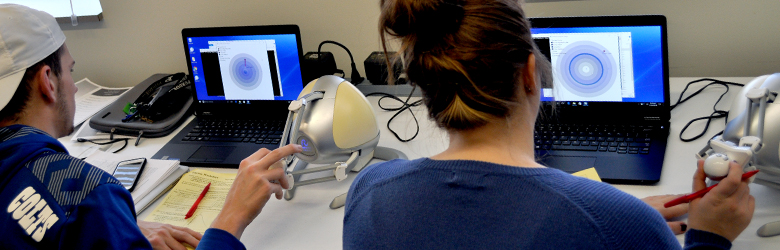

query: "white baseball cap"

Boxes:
[0, 4, 66, 111]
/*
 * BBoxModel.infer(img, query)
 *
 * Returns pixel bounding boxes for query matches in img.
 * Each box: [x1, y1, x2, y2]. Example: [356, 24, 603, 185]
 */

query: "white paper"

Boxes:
[73, 78, 131, 127]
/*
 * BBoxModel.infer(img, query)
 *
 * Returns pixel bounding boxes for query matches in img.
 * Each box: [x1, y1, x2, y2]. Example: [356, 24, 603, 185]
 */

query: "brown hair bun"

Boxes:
[380, 0, 553, 130]
[380, 0, 465, 42]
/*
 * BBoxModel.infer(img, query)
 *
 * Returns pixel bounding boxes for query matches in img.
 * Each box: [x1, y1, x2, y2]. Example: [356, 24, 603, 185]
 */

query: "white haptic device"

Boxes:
[696, 73, 780, 237]
[702, 139, 753, 180]
[278, 75, 408, 209]
[697, 74, 777, 182]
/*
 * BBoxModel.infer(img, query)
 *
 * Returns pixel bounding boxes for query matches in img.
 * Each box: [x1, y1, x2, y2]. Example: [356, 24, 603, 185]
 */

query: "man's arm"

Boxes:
[59, 184, 245, 250]
[59, 184, 153, 249]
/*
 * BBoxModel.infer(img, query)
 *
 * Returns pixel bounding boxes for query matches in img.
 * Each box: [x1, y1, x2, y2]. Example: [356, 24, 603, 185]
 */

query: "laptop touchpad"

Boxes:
[188, 146, 235, 162]
[538, 156, 596, 173]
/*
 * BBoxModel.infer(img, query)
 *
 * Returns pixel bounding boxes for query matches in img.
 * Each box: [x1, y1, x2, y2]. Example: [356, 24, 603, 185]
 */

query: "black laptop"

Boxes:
[152, 25, 306, 167]
[530, 15, 671, 184]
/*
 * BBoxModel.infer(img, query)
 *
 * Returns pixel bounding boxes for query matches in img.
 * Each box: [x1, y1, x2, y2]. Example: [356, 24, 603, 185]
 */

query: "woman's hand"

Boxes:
[687, 159, 755, 241]
[642, 195, 689, 234]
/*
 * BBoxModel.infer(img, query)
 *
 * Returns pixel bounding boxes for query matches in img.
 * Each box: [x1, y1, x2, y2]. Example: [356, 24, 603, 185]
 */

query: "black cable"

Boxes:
[671, 78, 744, 142]
[366, 85, 422, 142]
[76, 138, 130, 153]
[318, 40, 365, 84]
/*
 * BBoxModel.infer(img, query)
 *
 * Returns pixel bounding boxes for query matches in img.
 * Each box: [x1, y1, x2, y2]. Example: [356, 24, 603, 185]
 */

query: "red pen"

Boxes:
[185, 182, 210, 219]
[664, 170, 759, 208]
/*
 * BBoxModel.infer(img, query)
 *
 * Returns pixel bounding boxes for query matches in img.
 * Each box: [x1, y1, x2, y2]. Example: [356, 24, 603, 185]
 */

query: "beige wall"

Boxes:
[61, 0, 780, 87]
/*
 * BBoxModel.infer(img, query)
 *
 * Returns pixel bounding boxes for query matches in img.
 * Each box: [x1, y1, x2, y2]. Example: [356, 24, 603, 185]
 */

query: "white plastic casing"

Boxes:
[288, 99, 303, 111]
[739, 136, 762, 152]
[334, 162, 348, 181]
[269, 160, 295, 189]
[704, 138, 753, 179]
[286, 174, 295, 188]
[703, 154, 730, 180]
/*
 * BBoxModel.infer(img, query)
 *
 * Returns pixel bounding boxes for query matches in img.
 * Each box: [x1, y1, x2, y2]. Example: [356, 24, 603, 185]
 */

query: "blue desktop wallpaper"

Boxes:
[532, 26, 665, 103]
[187, 34, 304, 101]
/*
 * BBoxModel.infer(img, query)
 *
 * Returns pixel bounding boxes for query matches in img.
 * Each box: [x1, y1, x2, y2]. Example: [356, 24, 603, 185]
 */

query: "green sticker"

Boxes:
[123, 103, 133, 114]
[123, 103, 137, 115]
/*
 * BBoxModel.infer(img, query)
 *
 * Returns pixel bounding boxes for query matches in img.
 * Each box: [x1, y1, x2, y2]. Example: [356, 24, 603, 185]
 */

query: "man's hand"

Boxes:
[688, 159, 755, 241]
[642, 195, 689, 234]
[137, 220, 202, 250]
[211, 144, 302, 239]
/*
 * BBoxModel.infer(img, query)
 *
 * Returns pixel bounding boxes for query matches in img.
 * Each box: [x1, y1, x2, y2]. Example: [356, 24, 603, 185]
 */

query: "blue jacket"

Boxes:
[0, 125, 244, 249]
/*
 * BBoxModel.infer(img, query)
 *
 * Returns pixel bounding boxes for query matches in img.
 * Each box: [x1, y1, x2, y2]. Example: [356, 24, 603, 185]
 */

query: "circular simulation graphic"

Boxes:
[229, 54, 262, 90]
[555, 41, 617, 97]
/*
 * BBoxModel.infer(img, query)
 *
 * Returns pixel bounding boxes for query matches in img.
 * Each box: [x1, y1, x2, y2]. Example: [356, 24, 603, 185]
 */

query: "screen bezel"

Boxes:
[182, 25, 305, 118]
[529, 15, 670, 124]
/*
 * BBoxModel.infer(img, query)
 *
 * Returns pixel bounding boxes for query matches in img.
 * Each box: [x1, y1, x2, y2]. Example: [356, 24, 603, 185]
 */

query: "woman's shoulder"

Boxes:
[537, 174, 678, 246]
[351, 158, 423, 187]
[539, 174, 652, 214]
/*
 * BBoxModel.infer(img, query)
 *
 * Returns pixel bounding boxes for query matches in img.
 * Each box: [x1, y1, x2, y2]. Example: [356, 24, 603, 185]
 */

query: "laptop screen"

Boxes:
[186, 34, 303, 103]
[182, 25, 305, 117]
[530, 16, 669, 123]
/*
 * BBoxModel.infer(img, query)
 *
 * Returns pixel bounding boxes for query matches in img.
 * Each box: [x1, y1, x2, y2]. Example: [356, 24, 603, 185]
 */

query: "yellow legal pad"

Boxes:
[571, 167, 602, 182]
[143, 169, 236, 234]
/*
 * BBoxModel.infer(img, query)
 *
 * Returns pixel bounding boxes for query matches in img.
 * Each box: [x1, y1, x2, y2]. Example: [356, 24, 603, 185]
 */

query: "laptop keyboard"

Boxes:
[182, 119, 285, 145]
[534, 124, 654, 154]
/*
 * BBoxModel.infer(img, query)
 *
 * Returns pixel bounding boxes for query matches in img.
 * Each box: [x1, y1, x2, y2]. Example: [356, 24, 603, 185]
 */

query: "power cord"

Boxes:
[318, 40, 364, 84]
[366, 84, 422, 142]
[69, 0, 78, 26]
[76, 138, 130, 153]
[671, 78, 744, 142]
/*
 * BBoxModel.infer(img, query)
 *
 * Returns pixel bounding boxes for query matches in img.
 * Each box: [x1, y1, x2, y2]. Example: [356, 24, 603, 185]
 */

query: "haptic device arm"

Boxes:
[696, 87, 775, 180]
[695, 77, 780, 237]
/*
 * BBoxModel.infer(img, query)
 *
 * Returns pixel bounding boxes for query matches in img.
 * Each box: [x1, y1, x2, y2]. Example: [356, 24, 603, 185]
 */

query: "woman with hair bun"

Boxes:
[343, 0, 753, 249]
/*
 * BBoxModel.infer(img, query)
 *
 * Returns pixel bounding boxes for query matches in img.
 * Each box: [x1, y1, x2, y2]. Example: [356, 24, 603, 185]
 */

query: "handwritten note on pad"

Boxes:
[572, 167, 602, 182]
[144, 169, 236, 233]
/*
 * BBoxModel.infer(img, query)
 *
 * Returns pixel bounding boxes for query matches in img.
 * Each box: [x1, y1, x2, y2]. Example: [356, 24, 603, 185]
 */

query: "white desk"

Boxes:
[60, 77, 780, 249]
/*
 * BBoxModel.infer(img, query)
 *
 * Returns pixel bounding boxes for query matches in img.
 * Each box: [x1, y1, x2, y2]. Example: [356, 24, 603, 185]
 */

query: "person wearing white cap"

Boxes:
[0, 4, 302, 249]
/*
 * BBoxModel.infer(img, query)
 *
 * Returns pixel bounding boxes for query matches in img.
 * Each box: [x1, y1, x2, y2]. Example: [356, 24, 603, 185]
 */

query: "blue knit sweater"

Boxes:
[343, 158, 731, 249]
[0, 125, 244, 249]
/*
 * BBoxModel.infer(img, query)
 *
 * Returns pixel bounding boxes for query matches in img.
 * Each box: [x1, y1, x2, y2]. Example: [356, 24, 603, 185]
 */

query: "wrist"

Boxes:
[687, 223, 736, 242]
[685, 228, 733, 249]
[211, 211, 248, 239]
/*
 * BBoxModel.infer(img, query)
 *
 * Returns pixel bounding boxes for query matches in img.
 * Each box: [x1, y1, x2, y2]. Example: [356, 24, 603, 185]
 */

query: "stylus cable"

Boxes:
[366, 84, 422, 142]
[671, 78, 744, 142]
